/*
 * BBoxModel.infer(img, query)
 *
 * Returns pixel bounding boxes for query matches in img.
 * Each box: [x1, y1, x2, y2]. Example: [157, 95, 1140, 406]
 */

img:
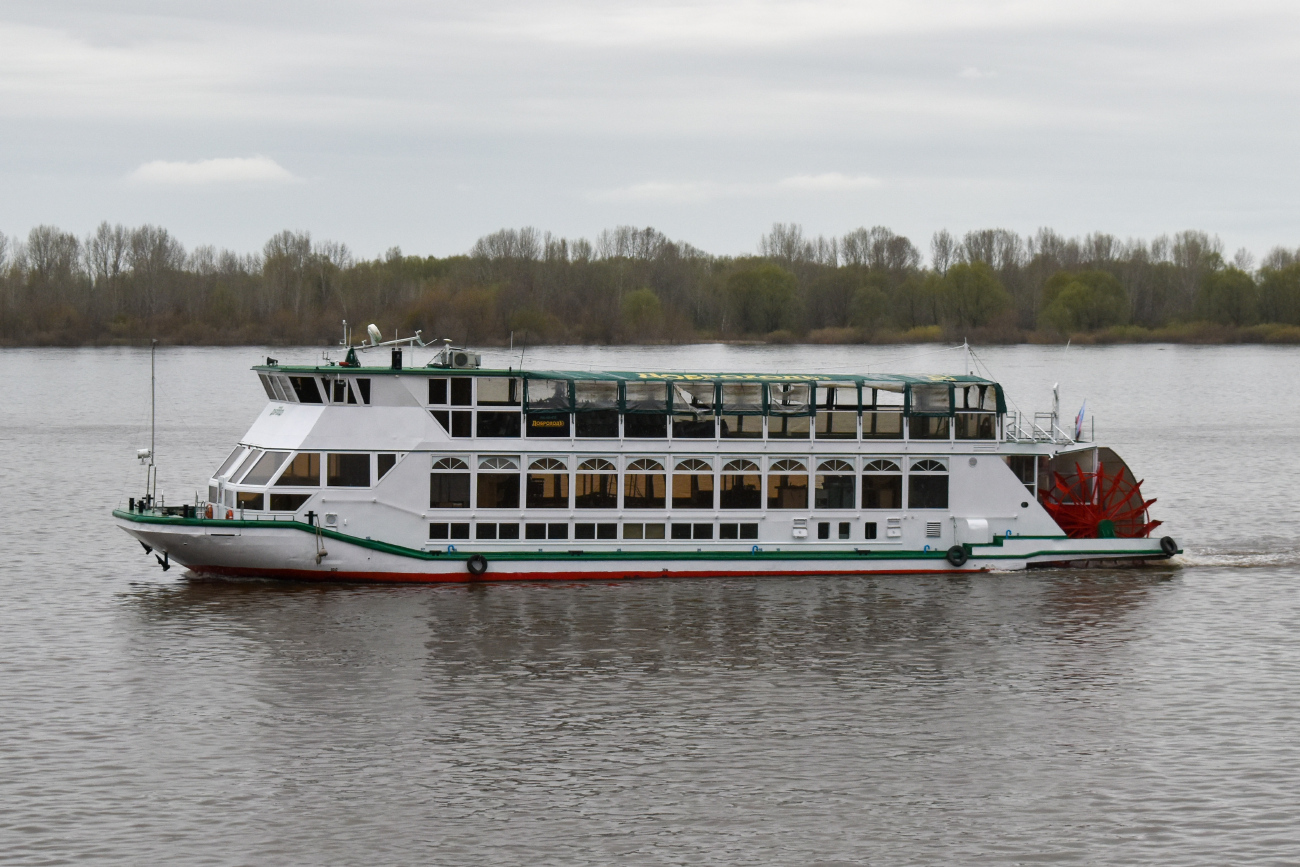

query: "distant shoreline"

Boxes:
[5, 321, 1300, 349]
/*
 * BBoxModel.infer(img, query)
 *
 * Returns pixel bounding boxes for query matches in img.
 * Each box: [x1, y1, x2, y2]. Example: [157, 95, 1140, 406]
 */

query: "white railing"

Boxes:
[1004, 411, 1079, 445]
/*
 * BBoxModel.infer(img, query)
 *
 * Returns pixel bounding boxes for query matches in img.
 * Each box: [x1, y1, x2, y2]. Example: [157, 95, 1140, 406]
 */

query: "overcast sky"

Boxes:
[2, 0, 1298, 260]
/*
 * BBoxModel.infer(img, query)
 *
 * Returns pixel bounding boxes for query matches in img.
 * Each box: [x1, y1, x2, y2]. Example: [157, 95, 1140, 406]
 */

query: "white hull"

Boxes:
[116, 514, 1176, 582]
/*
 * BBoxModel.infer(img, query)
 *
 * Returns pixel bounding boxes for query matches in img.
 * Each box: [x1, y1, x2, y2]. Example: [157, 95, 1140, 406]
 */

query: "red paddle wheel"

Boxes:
[1040, 461, 1161, 539]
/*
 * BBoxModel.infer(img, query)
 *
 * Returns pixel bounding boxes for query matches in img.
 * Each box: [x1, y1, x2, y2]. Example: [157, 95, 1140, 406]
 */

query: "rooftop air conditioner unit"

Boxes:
[450, 350, 481, 369]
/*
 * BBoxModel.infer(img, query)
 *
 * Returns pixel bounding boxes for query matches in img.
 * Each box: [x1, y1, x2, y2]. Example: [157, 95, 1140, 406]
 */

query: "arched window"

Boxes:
[576, 458, 617, 508]
[625, 458, 666, 509]
[673, 458, 714, 509]
[477, 456, 520, 508]
[767, 458, 808, 509]
[814, 459, 855, 509]
[431, 456, 470, 508]
[908, 458, 948, 509]
[862, 458, 901, 509]
[526, 457, 568, 508]
[720, 459, 761, 509]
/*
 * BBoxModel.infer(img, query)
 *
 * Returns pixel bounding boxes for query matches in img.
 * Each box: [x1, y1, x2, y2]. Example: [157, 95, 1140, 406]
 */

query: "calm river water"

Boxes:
[3, 343, 1299, 865]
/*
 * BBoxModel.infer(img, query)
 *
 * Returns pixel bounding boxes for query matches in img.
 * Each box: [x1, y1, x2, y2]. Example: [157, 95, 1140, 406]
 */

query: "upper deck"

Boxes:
[250, 360, 1011, 446]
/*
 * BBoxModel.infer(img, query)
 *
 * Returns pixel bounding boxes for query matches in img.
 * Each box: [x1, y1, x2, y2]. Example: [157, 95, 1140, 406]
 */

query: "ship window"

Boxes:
[671, 523, 691, 540]
[624, 414, 667, 438]
[239, 450, 289, 486]
[575, 523, 618, 540]
[955, 412, 996, 440]
[719, 414, 763, 438]
[276, 453, 320, 486]
[477, 474, 520, 509]
[910, 384, 950, 414]
[236, 491, 264, 510]
[576, 410, 619, 438]
[673, 459, 714, 509]
[477, 457, 521, 508]
[864, 522, 877, 539]
[327, 453, 370, 487]
[625, 458, 666, 508]
[478, 412, 521, 437]
[769, 383, 811, 414]
[377, 453, 397, 479]
[909, 416, 950, 440]
[432, 457, 469, 470]
[449, 377, 472, 406]
[862, 459, 902, 509]
[908, 459, 948, 509]
[767, 458, 809, 509]
[215, 446, 248, 478]
[526, 458, 569, 508]
[719, 522, 760, 540]
[624, 381, 669, 413]
[428, 522, 470, 540]
[429, 378, 447, 405]
[289, 376, 323, 404]
[429, 410, 449, 432]
[355, 379, 371, 405]
[769, 415, 811, 439]
[672, 382, 717, 414]
[816, 383, 858, 410]
[672, 415, 716, 439]
[450, 411, 472, 437]
[720, 459, 761, 510]
[575, 381, 619, 411]
[527, 379, 571, 412]
[575, 458, 617, 508]
[1005, 455, 1036, 493]
[623, 522, 666, 540]
[269, 492, 310, 512]
[721, 382, 764, 414]
[268, 377, 287, 402]
[814, 459, 855, 509]
[477, 377, 520, 406]
[430, 471, 470, 508]
[258, 374, 276, 400]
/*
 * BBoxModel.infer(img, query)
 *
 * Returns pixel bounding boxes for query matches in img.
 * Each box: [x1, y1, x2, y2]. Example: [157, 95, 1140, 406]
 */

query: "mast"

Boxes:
[150, 339, 157, 505]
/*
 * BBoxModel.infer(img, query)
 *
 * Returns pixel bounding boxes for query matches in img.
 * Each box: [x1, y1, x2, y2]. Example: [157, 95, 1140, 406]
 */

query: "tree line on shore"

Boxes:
[2, 221, 1300, 346]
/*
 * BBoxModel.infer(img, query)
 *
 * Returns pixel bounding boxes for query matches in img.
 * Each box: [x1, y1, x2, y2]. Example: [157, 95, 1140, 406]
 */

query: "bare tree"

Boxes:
[930, 230, 956, 274]
[129, 225, 186, 318]
[85, 222, 130, 315]
[1261, 246, 1298, 270]
[843, 226, 920, 271]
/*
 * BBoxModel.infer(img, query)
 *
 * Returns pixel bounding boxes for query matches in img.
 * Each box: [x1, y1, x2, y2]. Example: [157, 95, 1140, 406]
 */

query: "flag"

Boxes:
[1074, 400, 1087, 440]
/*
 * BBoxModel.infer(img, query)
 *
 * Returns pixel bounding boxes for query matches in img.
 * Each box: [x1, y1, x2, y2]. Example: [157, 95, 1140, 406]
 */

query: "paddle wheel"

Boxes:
[1040, 458, 1160, 539]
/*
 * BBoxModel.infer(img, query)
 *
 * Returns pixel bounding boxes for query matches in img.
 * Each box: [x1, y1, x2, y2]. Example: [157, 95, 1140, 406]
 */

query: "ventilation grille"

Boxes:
[926, 522, 942, 538]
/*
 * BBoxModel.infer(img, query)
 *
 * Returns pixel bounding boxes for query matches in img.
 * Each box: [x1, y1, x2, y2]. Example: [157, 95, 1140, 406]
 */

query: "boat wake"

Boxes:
[1173, 550, 1300, 569]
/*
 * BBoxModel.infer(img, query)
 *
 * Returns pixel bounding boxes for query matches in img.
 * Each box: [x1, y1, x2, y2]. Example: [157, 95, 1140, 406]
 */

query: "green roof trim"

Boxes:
[254, 364, 996, 386]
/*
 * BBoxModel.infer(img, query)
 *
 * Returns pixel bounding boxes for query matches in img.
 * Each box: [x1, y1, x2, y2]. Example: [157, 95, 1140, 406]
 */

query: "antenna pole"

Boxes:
[150, 339, 157, 505]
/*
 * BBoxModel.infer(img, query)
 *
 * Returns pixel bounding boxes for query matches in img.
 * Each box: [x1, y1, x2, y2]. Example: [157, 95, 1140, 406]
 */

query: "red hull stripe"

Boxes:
[192, 565, 983, 583]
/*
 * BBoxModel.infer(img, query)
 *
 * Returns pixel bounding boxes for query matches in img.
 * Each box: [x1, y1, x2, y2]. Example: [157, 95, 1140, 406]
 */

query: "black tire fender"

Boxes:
[1159, 536, 1178, 556]
[466, 554, 488, 576]
[946, 545, 969, 567]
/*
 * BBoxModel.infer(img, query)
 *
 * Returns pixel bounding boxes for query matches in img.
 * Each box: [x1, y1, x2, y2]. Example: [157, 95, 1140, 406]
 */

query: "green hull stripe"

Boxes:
[114, 510, 1173, 563]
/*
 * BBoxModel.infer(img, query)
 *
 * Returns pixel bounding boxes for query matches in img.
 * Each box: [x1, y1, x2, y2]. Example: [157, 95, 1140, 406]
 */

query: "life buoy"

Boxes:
[1160, 536, 1178, 556]
[225, 509, 233, 520]
[946, 545, 969, 567]
[466, 554, 488, 576]
[205, 504, 213, 519]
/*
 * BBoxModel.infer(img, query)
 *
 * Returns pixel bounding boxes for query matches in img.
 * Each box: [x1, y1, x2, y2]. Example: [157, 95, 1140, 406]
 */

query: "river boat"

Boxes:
[114, 334, 1180, 582]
